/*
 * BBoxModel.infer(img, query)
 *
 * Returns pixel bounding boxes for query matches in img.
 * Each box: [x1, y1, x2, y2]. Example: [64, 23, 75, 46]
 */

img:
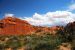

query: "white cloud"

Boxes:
[4, 13, 14, 17]
[20, 11, 75, 26]
[68, 4, 75, 11]
[19, 3, 75, 27]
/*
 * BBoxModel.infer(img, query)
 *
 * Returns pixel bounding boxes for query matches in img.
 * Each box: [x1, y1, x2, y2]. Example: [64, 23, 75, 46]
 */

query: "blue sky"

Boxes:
[0, 0, 73, 18]
[0, 0, 75, 26]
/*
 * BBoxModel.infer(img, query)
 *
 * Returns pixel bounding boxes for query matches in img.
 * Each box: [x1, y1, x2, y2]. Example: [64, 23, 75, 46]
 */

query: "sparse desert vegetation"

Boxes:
[0, 30, 74, 50]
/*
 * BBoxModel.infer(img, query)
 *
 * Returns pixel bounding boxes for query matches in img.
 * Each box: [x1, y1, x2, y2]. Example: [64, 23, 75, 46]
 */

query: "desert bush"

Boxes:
[0, 33, 63, 50]
[24, 34, 62, 50]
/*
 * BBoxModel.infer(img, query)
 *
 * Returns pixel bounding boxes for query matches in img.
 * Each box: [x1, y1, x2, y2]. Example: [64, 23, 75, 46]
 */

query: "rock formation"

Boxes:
[0, 17, 34, 35]
[0, 16, 63, 35]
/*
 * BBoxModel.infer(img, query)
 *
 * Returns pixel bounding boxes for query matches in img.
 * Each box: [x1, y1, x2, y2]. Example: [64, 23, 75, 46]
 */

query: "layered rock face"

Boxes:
[0, 17, 34, 35]
[33, 26, 63, 35]
[0, 16, 63, 35]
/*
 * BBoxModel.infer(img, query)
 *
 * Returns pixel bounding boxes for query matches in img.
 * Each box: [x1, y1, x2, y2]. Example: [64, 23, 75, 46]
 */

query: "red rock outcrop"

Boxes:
[33, 26, 63, 35]
[0, 16, 63, 35]
[0, 17, 35, 35]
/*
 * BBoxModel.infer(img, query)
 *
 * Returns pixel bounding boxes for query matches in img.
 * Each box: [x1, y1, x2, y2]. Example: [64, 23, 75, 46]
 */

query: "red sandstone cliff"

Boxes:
[0, 17, 34, 35]
[0, 16, 63, 35]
